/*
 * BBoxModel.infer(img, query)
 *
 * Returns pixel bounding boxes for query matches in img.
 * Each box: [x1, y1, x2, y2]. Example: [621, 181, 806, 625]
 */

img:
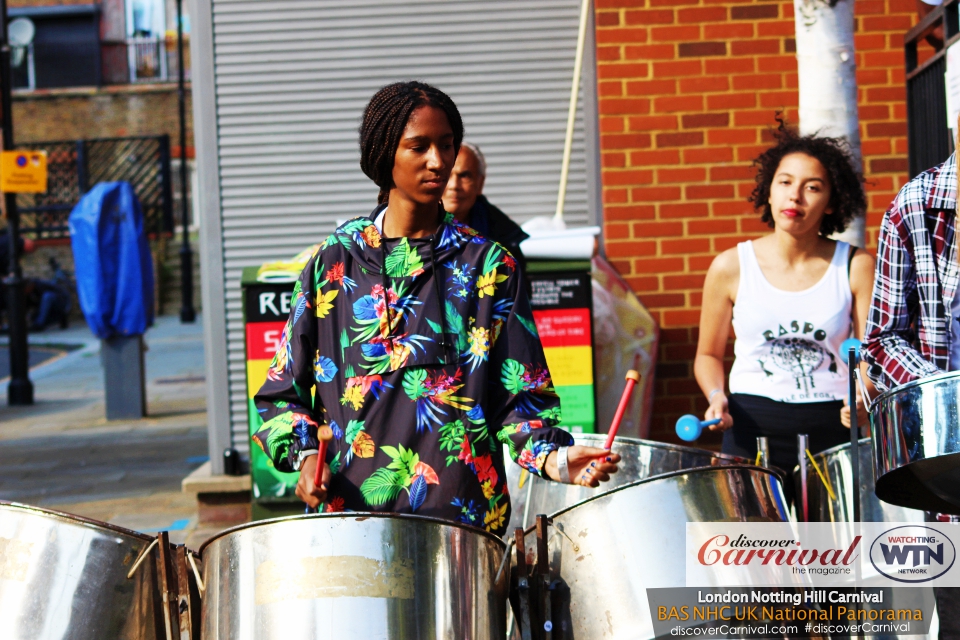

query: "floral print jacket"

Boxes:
[253, 206, 572, 536]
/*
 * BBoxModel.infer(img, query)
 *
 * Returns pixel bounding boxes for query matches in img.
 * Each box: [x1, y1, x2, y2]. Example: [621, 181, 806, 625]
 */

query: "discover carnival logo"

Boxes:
[696, 533, 860, 571]
[869, 526, 956, 583]
[686, 523, 960, 587]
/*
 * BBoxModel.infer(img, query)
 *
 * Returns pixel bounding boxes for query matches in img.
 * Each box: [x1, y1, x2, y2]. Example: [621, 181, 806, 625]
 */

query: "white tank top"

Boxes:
[728, 240, 853, 403]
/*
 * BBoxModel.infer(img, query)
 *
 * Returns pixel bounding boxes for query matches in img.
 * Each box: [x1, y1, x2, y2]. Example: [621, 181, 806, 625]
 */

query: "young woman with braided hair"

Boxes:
[253, 81, 620, 534]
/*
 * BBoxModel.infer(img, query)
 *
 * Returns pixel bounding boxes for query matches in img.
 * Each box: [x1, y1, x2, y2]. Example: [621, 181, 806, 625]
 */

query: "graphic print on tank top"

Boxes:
[728, 241, 853, 403]
[756, 320, 838, 395]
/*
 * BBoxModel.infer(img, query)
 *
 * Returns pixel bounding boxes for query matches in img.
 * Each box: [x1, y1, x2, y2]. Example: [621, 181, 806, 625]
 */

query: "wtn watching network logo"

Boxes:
[869, 526, 956, 583]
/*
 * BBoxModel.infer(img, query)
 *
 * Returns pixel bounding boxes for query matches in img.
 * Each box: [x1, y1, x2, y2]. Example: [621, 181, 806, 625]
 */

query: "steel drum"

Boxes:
[796, 438, 926, 525]
[793, 446, 935, 640]
[0, 500, 167, 640]
[199, 512, 509, 639]
[505, 433, 747, 533]
[871, 370, 960, 513]
[521, 465, 787, 640]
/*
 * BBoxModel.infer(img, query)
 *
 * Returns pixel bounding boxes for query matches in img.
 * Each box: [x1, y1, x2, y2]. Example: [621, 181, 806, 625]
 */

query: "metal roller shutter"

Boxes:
[206, 0, 598, 454]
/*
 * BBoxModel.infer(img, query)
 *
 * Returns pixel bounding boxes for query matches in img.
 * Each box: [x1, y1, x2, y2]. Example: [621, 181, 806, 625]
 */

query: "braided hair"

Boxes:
[360, 81, 464, 204]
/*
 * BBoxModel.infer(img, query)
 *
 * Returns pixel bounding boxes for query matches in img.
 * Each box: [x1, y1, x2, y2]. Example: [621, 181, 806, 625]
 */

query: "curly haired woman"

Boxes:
[252, 81, 620, 534]
[694, 122, 875, 504]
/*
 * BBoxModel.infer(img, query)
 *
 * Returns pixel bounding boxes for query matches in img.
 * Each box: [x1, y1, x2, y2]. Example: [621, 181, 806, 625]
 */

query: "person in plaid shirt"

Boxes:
[862, 151, 958, 390]
[862, 149, 960, 638]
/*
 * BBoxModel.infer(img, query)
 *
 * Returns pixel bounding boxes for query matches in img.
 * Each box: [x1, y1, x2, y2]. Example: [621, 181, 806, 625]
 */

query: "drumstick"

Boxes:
[603, 370, 641, 450]
[309, 425, 334, 512]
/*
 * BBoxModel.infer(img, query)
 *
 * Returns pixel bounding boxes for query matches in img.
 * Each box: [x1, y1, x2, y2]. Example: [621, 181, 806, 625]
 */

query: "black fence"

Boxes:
[15, 135, 173, 239]
[905, 0, 959, 177]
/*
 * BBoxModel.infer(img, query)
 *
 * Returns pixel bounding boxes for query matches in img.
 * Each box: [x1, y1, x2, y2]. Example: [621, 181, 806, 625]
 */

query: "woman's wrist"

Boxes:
[707, 388, 725, 403]
[542, 450, 560, 482]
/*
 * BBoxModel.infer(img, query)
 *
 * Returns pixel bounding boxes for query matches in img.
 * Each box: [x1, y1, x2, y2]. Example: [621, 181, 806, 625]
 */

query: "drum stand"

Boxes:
[510, 515, 559, 640]
[127, 530, 204, 640]
[512, 528, 534, 640]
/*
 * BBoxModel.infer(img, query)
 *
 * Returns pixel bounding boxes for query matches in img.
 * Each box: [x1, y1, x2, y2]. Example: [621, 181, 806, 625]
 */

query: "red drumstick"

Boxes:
[603, 370, 641, 451]
[313, 425, 334, 490]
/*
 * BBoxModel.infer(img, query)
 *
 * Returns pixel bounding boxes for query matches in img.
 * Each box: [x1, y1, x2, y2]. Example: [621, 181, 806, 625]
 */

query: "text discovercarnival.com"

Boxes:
[643, 522, 958, 638]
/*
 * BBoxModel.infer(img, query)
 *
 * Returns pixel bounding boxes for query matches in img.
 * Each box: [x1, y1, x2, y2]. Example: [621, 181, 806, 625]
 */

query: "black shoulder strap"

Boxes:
[847, 244, 857, 279]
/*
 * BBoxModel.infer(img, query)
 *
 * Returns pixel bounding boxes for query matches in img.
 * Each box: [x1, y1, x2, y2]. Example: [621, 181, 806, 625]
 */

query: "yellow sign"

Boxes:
[0, 150, 47, 193]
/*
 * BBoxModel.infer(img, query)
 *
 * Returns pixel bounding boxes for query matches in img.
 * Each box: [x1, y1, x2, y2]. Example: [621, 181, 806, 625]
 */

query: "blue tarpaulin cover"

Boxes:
[69, 182, 154, 339]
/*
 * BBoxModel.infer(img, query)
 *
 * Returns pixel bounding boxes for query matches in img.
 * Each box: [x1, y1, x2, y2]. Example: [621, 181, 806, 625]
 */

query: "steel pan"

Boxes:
[521, 465, 787, 639]
[199, 512, 509, 639]
[0, 500, 166, 640]
[796, 438, 926, 525]
[505, 434, 748, 534]
[871, 370, 960, 513]
[792, 446, 936, 640]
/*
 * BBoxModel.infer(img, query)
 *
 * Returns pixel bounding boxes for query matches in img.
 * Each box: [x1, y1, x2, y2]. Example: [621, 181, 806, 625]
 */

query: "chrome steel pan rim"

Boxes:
[873, 369, 960, 404]
[576, 433, 749, 462]
[808, 437, 870, 460]
[523, 463, 779, 532]
[198, 510, 507, 556]
[0, 499, 154, 542]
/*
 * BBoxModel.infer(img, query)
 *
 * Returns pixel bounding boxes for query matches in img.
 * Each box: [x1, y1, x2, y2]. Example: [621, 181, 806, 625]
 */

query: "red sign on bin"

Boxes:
[532, 308, 591, 348]
[246, 321, 287, 360]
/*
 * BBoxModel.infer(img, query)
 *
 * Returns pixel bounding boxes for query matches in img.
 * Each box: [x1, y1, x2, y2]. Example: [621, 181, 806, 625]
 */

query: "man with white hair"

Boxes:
[443, 142, 529, 269]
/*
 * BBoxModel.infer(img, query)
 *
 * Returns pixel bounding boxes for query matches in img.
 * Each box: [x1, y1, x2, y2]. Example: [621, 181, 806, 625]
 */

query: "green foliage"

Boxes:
[384, 239, 423, 277]
[538, 406, 561, 422]
[403, 368, 427, 400]
[445, 302, 468, 354]
[482, 245, 503, 276]
[344, 419, 364, 446]
[496, 426, 520, 458]
[501, 359, 526, 395]
[329, 451, 341, 475]
[381, 444, 418, 482]
[439, 420, 465, 454]
[359, 468, 404, 506]
[517, 314, 539, 338]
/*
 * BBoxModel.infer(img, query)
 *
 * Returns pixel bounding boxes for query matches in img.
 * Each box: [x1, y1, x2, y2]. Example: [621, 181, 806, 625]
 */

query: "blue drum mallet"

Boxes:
[675, 415, 721, 442]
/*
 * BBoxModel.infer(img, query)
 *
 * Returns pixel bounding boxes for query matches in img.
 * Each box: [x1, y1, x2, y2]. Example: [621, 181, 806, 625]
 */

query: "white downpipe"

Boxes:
[554, 0, 591, 223]
[794, 0, 865, 247]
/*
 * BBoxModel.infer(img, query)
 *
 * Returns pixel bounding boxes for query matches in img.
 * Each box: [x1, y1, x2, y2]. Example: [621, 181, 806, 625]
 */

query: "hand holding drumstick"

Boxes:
[543, 370, 639, 486]
[297, 425, 334, 511]
[543, 446, 621, 487]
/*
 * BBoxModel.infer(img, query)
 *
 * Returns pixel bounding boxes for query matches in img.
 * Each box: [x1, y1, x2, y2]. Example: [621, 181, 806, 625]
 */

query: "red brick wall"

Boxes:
[595, 0, 928, 444]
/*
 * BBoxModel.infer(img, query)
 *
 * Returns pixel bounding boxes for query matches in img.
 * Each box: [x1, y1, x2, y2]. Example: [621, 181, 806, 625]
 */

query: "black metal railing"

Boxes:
[905, 0, 960, 177]
[15, 135, 173, 239]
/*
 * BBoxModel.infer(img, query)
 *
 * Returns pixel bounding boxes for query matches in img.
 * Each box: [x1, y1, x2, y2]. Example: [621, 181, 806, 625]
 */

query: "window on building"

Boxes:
[10, 6, 101, 90]
[9, 0, 180, 89]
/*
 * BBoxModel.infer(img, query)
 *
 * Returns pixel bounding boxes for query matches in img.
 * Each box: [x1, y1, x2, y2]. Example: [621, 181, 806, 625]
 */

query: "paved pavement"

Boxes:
[0, 343, 72, 379]
[0, 315, 214, 546]
[0, 427, 207, 505]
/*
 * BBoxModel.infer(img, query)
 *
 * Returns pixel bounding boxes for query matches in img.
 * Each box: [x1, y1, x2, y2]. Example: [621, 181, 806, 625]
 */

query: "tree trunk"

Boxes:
[794, 0, 864, 247]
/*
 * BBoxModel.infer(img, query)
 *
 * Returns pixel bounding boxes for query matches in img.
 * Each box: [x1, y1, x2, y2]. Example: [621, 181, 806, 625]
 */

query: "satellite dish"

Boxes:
[8, 18, 35, 47]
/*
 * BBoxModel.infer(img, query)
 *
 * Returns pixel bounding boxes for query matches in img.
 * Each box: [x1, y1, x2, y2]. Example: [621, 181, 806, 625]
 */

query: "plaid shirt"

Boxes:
[863, 152, 960, 391]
